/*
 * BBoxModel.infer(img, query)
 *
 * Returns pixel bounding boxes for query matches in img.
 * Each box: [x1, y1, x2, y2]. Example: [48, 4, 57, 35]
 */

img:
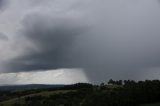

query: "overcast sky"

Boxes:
[0, 0, 160, 84]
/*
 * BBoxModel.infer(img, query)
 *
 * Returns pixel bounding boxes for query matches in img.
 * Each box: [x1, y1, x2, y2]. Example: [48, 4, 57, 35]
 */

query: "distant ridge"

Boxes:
[0, 84, 65, 91]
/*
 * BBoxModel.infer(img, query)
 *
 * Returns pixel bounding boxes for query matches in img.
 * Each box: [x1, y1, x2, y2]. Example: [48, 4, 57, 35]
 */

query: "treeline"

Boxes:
[83, 79, 160, 106]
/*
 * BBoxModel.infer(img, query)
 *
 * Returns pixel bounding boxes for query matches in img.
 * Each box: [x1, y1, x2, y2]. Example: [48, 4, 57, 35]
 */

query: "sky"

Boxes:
[0, 68, 89, 85]
[0, 0, 160, 84]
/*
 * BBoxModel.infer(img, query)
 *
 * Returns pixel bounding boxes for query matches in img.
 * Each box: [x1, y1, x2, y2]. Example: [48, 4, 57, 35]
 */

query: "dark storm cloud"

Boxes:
[6, 14, 88, 71]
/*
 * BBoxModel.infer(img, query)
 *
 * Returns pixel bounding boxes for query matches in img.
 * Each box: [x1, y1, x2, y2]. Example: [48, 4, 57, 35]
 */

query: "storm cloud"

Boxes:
[1, 0, 160, 83]
[7, 14, 88, 71]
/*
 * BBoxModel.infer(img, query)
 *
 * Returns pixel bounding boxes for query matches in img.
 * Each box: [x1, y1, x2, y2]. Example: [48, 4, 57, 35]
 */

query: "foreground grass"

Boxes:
[0, 90, 76, 106]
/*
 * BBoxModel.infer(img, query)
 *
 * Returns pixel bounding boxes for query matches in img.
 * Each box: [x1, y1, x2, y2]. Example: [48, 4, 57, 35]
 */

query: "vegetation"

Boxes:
[140, 103, 160, 106]
[0, 80, 160, 106]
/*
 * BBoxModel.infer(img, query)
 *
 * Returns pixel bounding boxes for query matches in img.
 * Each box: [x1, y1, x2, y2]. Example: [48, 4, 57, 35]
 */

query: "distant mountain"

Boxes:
[0, 84, 65, 91]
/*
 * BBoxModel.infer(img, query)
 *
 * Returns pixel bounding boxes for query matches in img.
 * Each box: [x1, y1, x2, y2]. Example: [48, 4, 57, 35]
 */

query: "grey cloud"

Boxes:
[6, 14, 88, 71]
[0, 0, 8, 11]
[0, 0, 3, 7]
[0, 32, 8, 41]
[3, 0, 160, 83]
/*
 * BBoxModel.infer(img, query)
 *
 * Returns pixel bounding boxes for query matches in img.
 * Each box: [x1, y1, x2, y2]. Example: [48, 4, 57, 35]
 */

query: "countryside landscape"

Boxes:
[1, 0, 160, 106]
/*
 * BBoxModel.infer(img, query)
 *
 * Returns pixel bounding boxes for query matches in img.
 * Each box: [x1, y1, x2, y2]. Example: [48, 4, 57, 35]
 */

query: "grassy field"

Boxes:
[140, 103, 160, 106]
[0, 90, 76, 106]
